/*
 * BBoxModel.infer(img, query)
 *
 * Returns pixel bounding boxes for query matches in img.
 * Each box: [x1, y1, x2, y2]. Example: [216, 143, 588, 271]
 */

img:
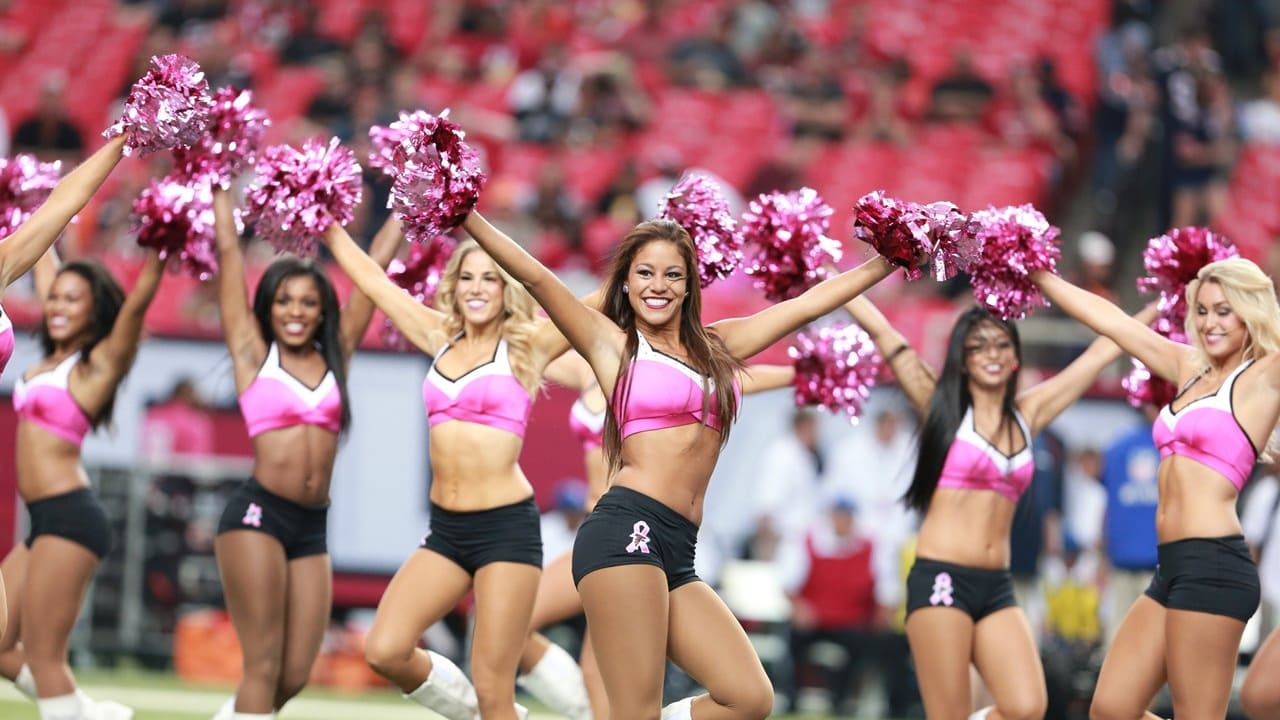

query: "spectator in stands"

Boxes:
[540, 479, 590, 565]
[781, 49, 850, 141]
[744, 136, 818, 199]
[306, 59, 355, 131]
[775, 494, 881, 715]
[157, 0, 229, 38]
[571, 59, 649, 145]
[1099, 405, 1161, 646]
[749, 409, 824, 561]
[928, 47, 994, 124]
[141, 377, 215, 462]
[1242, 459, 1280, 719]
[279, 7, 341, 65]
[1011, 428, 1066, 639]
[1063, 447, 1107, 567]
[1073, 231, 1119, 304]
[521, 161, 585, 270]
[1168, 68, 1235, 228]
[855, 69, 912, 146]
[999, 65, 1076, 172]
[508, 44, 579, 144]
[1240, 69, 1280, 143]
[668, 20, 749, 90]
[1092, 19, 1157, 219]
[13, 74, 83, 161]
[595, 159, 643, 227]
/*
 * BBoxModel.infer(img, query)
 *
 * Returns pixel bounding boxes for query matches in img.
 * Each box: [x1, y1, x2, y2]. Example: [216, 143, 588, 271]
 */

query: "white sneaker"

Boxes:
[87, 699, 135, 720]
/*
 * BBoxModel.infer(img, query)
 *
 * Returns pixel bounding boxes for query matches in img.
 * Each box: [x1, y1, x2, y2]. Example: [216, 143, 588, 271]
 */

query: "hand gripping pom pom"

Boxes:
[0, 154, 62, 239]
[741, 188, 843, 301]
[131, 177, 223, 281]
[380, 110, 486, 242]
[1136, 227, 1238, 329]
[171, 87, 271, 188]
[657, 173, 743, 287]
[788, 322, 883, 422]
[103, 54, 215, 157]
[852, 191, 928, 280]
[382, 235, 457, 347]
[245, 137, 363, 257]
[968, 204, 1061, 320]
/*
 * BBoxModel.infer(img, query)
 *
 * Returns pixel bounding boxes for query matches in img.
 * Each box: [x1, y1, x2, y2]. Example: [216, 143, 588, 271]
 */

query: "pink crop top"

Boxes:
[423, 336, 532, 437]
[936, 407, 1035, 503]
[1152, 359, 1257, 491]
[237, 343, 342, 437]
[0, 305, 14, 376]
[613, 333, 739, 439]
[13, 352, 92, 445]
[569, 395, 605, 451]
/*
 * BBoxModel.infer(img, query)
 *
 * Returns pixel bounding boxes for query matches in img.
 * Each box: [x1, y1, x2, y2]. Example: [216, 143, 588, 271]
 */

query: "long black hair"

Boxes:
[38, 259, 125, 428]
[904, 307, 1023, 512]
[252, 257, 351, 431]
[600, 220, 743, 474]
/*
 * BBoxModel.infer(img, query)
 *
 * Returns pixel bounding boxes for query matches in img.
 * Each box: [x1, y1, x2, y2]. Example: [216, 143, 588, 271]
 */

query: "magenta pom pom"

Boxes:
[917, 200, 983, 281]
[380, 110, 486, 243]
[104, 54, 215, 157]
[131, 177, 221, 281]
[0, 154, 62, 239]
[245, 137, 363, 257]
[741, 188, 843, 302]
[172, 87, 271, 187]
[852, 190, 929, 280]
[968, 204, 1061, 320]
[789, 322, 882, 422]
[657, 173, 742, 287]
[382, 234, 457, 347]
[1136, 227, 1238, 329]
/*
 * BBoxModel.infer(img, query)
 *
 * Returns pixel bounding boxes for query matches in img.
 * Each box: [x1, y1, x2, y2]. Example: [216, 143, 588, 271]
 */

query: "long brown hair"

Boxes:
[600, 220, 742, 473]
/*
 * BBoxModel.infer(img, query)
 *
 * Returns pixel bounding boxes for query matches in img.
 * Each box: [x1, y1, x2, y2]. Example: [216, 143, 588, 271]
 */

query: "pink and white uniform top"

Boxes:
[1152, 358, 1257, 492]
[569, 396, 605, 451]
[614, 333, 739, 439]
[237, 343, 342, 438]
[935, 406, 1035, 503]
[0, 305, 14, 376]
[422, 335, 532, 437]
[13, 352, 91, 445]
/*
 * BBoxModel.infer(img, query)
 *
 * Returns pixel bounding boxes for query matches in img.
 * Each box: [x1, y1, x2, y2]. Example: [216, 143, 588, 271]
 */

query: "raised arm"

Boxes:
[321, 222, 447, 356]
[1032, 270, 1189, 383]
[1017, 303, 1160, 435]
[712, 256, 896, 361]
[0, 136, 126, 290]
[213, 188, 266, 373]
[843, 295, 935, 414]
[463, 212, 621, 375]
[32, 245, 61, 305]
[543, 351, 593, 390]
[739, 364, 796, 394]
[85, 251, 166, 383]
[338, 213, 403, 359]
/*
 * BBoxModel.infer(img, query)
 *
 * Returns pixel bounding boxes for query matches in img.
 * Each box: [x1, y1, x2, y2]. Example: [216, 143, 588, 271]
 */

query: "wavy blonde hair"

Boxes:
[1184, 257, 1280, 457]
[432, 240, 542, 396]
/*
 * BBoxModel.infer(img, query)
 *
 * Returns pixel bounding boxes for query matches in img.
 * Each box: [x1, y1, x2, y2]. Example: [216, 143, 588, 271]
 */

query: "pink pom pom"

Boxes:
[382, 110, 486, 243]
[172, 87, 271, 188]
[741, 188, 843, 302]
[657, 173, 742, 287]
[917, 200, 983, 281]
[103, 54, 215, 157]
[382, 234, 457, 347]
[853, 190, 929, 280]
[968, 204, 1061, 320]
[245, 137, 363, 257]
[131, 177, 223, 281]
[1136, 227, 1238, 330]
[789, 322, 882, 422]
[0, 154, 62, 239]
[368, 110, 436, 177]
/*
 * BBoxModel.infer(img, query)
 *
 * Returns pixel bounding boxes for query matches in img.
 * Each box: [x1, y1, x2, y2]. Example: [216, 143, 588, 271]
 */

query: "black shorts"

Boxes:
[25, 487, 112, 559]
[572, 486, 699, 590]
[906, 557, 1017, 621]
[1144, 535, 1259, 622]
[216, 479, 329, 560]
[420, 497, 542, 575]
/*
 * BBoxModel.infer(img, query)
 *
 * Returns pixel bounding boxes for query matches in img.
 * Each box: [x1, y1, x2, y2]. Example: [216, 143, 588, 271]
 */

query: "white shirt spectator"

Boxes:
[1242, 472, 1280, 609]
[750, 430, 821, 544]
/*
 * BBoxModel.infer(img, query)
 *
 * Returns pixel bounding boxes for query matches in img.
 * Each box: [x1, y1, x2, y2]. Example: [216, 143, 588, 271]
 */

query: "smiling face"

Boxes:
[44, 271, 94, 347]
[271, 274, 323, 349]
[627, 239, 690, 329]
[1194, 280, 1248, 361]
[963, 320, 1018, 390]
[454, 249, 506, 327]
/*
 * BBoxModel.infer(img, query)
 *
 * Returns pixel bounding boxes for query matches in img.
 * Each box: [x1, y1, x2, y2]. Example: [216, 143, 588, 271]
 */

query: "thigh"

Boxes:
[471, 562, 541, 680]
[1243, 626, 1280, 714]
[216, 531, 289, 655]
[905, 607, 975, 720]
[1166, 608, 1244, 720]
[972, 607, 1046, 717]
[0, 544, 29, 653]
[529, 550, 582, 630]
[666, 581, 773, 718]
[279, 554, 333, 682]
[367, 549, 473, 654]
[579, 564, 669, 718]
[21, 537, 98, 658]
[580, 627, 608, 720]
[1092, 595, 1167, 718]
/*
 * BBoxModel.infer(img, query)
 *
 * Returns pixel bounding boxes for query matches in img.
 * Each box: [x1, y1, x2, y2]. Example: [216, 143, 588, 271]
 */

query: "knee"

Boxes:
[471, 665, 515, 710]
[997, 694, 1047, 720]
[726, 681, 775, 720]
[1089, 695, 1136, 720]
[1242, 673, 1280, 720]
[363, 632, 414, 677]
[274, 669, 310, 707]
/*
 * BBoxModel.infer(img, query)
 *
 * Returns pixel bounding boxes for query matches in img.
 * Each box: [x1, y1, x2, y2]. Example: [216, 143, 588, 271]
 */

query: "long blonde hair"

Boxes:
[1184, 257, 1280, 457]
[432, 240, 542, 396]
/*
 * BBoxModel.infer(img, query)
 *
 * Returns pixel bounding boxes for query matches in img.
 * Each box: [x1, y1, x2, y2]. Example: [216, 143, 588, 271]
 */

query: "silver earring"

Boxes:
[623, 285, 629, 294]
